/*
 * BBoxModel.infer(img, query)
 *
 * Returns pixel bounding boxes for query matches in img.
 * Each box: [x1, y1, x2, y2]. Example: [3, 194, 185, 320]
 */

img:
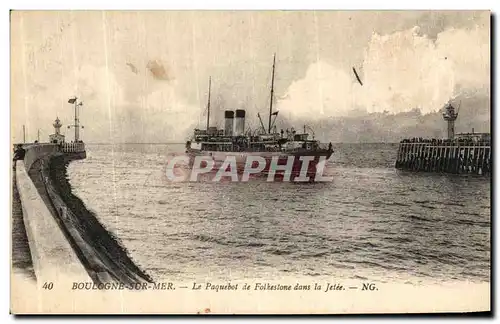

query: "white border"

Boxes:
[3, 0, 500, 10]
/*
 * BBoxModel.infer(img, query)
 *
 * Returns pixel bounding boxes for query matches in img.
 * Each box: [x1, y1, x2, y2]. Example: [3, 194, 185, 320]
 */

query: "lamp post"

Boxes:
[67, 97, 84, 142]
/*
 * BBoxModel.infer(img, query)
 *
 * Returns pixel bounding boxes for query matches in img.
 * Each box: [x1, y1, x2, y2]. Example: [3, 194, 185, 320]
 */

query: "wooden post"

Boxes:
[437, 145, 441, 172]
[486, 147, 491, 174]
[403, 143, 409, 169]
[438, 145, 443, 172]
[423, 144, 428, 171]
[432, 143, 438, 172]
[424, 145, 430, 172]
[417, 144, 423, 171]
[422, 145, 427, 171]
[406, 143, 410, 168]
[434, 146, 439, 171]
[436, 146, 441, 171]
[399, 143, 404, 168]
[480, 144, 486, 175]
[444, 145, 450, 173]
[472, 145, 477, 173]
[472, 144, 478, 174]
[405, 143, 410, 170]
[395, 144, 401, 168]
[396, 144, 401, 168]
[469, 145, 474, 174]
[428, 145, 432, 171]
[443, 145, 448, 172]
[427, 145, 432, 172]
[460, 147, 465, 173]
[476, 145, 481, 174]
[456, 146, 462, 174]
[468, 145, 473, 173]
[438, 145, 442, 171]
[410, 143, 416, 170]
[431, 146, 437, 171]
[407, 143, 412, 169]
[399, 143, 405, 168]
[447, 145, 452, 173]
[450, 144, 455, 173]
[435, 145, 440, 172]
[464, 146, 471, 173]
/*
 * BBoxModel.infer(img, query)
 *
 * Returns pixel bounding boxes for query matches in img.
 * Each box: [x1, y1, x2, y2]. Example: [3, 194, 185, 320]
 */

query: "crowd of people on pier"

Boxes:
[399, 137, 490, 146]
[395, 140, 491, 175]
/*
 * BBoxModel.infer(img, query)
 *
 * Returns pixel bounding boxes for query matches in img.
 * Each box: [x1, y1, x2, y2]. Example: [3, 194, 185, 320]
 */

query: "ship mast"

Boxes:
[257, 113, 266, 133]
[206, 76, 211, 130]
[268, 53, 276, 134]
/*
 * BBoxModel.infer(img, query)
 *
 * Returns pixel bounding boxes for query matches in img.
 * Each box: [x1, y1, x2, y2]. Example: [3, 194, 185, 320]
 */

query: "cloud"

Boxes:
[128, 83, 202, 142]
[11, 11, 489, 143]
[277, 24, 489, 121]
[435, 26, 490, 89]
[20, 61, 200, 143]
[275, 61, 358, 120]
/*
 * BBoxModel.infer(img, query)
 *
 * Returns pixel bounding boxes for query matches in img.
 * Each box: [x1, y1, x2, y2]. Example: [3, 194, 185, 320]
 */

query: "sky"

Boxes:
[10, 10, 490, 143]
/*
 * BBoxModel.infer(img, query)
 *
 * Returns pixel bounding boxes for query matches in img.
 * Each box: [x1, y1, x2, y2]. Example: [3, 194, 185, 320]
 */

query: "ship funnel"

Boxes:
[234, 109, 246, 136]
[224, 110, 234, 136]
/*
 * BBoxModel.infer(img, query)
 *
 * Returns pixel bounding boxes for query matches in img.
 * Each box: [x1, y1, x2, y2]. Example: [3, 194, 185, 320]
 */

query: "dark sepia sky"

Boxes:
[11, 10, 490, 143]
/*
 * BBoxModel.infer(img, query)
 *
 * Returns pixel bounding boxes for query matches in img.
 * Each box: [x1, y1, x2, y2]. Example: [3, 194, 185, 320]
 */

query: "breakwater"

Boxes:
[13, 143, 152, 285]
[15, 158, 89, 282]
[395, 138, 491, 175]
[43, 154, 153, 284]
[11, 162, 36, 280]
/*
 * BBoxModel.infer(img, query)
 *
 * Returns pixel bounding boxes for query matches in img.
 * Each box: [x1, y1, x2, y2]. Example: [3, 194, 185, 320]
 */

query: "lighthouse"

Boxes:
[49, 117, 66, 144]
[442, 103, 459, 140]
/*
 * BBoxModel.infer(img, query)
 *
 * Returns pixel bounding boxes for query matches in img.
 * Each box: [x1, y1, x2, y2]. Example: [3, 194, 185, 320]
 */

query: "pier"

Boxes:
[395, 138, 491, 175]
[12, 97, 152, 290]
[12, 104, 89, 284]
[395, 103, 491, 175]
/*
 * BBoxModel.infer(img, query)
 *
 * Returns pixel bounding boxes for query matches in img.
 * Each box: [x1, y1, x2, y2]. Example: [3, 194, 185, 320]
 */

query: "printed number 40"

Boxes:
[42, 282, 54, 290]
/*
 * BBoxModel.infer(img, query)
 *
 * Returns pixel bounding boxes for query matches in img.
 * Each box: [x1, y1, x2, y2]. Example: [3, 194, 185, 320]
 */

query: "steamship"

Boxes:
[185, 54, 334, 178]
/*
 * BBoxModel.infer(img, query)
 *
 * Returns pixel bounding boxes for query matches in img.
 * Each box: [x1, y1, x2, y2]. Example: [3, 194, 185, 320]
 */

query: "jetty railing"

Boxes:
[21, 143, 60, 171]
[13, 142, 86, 171]
[395, 138, 491, 175]
[60, 142, 86, 153]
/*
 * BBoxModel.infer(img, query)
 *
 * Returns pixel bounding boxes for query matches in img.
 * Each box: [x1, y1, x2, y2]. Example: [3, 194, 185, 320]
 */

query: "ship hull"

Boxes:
[183, 148, 333, 181]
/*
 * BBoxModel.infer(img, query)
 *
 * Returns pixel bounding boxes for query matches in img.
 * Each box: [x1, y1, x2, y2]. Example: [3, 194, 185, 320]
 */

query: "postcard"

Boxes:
[10, 10, 490, 314]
